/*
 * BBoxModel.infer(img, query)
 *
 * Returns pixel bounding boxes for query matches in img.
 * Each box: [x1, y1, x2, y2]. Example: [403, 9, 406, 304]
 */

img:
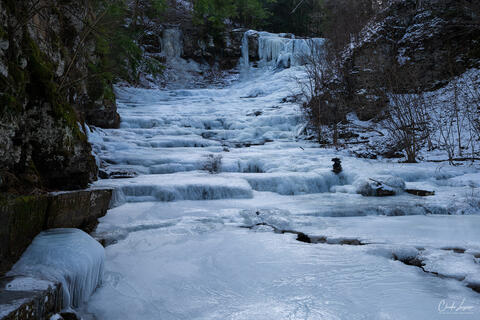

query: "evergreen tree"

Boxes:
[265, 0, 324, 36]
[93, 0, 165, 84]
[193, 0, 237, 35]
[236, 0, 275, 29]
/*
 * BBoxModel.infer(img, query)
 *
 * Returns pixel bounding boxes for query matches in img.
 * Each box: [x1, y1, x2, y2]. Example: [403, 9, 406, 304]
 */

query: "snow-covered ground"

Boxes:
[84, 37, 480, 319]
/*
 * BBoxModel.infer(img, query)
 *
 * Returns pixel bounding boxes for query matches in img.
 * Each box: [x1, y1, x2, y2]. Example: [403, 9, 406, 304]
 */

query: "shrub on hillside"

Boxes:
[202, 154, 223, 174]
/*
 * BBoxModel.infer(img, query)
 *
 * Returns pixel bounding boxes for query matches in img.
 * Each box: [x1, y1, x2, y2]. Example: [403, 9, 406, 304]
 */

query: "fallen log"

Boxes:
[426, 157, 480, 163]
[405, 189, 435, 196]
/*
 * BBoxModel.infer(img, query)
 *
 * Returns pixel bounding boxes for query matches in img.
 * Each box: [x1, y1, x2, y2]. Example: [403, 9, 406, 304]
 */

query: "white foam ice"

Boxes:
[8, 229, 105, 309]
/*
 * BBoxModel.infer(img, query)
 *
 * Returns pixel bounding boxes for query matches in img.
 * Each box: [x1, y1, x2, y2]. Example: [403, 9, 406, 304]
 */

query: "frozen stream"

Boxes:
[85, 58, 480, 318]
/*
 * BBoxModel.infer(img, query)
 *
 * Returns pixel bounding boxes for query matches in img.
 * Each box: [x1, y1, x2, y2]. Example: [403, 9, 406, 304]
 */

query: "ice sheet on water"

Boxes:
[86, 224, 480, 320]
[421, 249, 480, 284]
[300, 215, 480, 249]
[8, 229, 105, 308]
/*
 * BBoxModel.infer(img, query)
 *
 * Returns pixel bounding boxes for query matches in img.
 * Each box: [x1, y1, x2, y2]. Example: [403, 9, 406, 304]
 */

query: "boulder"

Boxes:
[356, 176, 406, 197]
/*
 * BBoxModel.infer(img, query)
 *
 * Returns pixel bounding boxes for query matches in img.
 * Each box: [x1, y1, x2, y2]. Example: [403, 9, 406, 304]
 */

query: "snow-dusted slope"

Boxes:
[85, 40, 480, 319]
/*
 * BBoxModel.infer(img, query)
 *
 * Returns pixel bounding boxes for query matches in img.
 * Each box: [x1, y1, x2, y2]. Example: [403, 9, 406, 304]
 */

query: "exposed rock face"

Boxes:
[180, 25, 246, 69]
[154, 2, 248, 70]
[0, 276, 62, 320]
[0, 189, 112, 275]
[341, 0, 480, 120]
[0, 0, 120, 192]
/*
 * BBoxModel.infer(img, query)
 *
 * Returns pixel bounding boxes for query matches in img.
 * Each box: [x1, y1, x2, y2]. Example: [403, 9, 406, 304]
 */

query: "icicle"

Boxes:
[255, 32, 325, 69]
[241, 31, 250, 71]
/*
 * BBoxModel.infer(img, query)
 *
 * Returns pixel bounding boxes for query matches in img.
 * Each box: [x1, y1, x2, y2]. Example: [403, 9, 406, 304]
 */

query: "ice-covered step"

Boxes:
[119, 116, 231, 130]
[117, 113, 301, 131]
[99, 134, 220, 148]
[241, 171, 352, 195]
[94, 173, 254, 204]
[131, 136, 221, 148]
[98, 149, 221, 176]
[116, 127, 196, 136]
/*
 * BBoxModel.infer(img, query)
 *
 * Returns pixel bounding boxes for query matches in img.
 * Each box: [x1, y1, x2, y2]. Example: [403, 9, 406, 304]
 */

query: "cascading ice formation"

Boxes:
[161, 28, 183, 59]
[8, 229, 105, 309]
[241, 31, 250, 70]
[242, 30, 325, 69]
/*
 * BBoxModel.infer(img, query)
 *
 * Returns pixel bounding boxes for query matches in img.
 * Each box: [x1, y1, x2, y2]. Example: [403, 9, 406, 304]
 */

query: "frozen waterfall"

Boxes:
[242, 30, 325, 69]
[241, 31, 250, 70]
[82, 28, 480, 320]
[8, 229, 105, 309]
[161, 28, 183, 59]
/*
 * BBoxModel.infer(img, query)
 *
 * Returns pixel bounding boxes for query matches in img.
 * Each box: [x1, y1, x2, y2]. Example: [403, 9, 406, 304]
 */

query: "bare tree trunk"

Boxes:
[453, 81, 463, 157]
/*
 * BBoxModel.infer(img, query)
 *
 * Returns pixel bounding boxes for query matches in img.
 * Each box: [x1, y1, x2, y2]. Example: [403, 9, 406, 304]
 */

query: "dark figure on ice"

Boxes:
[332, 158, 342, 174]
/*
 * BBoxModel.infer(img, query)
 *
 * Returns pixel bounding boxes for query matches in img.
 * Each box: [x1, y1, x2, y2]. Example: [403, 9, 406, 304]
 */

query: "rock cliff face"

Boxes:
[0, 0, 120, 193]
[340, 0, 480, 120]
[146, 2, 250, 73]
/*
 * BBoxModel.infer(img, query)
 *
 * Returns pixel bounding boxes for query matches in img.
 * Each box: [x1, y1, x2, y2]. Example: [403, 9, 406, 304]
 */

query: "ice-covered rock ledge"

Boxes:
[0, 229, 105, 320]
[0, 189, 112, 275]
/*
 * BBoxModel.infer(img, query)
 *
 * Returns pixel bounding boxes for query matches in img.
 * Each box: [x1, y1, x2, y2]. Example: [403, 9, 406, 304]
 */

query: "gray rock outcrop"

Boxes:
[318, 0, 480, 121]
[0, 0, 120, 193]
